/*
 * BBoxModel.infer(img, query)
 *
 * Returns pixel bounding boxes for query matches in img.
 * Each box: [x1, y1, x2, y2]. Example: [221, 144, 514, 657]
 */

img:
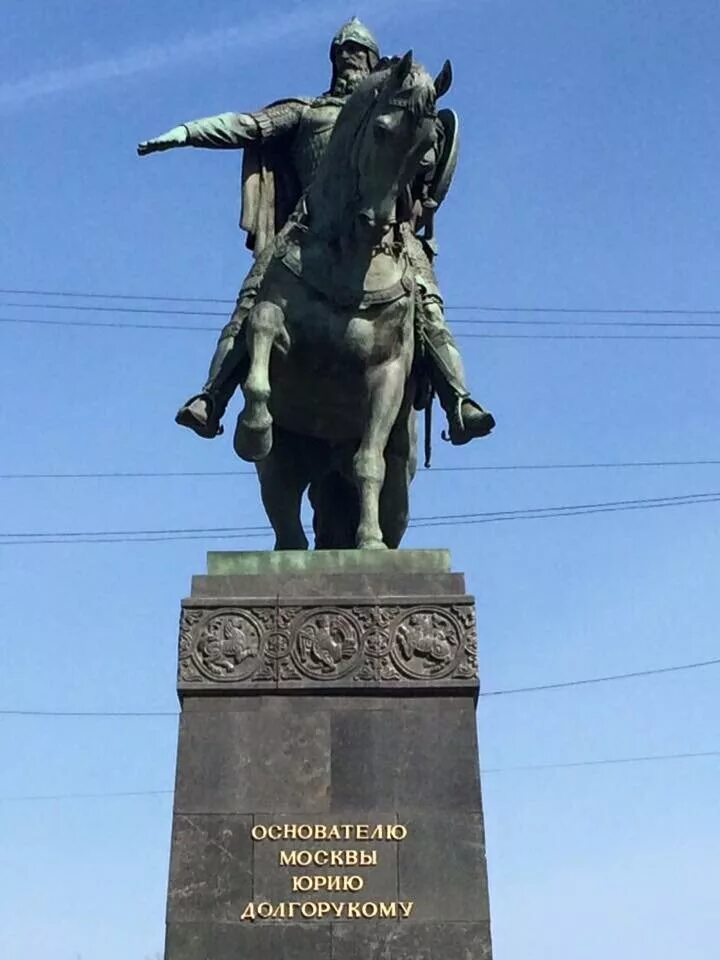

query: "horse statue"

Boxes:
[233, 52, 452, 550]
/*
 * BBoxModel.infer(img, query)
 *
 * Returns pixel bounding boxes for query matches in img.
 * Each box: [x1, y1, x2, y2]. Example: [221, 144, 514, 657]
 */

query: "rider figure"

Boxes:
[137, 18, 495, 446]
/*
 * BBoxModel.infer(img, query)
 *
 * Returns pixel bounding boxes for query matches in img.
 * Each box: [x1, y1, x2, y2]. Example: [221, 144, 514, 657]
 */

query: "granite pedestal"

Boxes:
[165, 550, 493, 959]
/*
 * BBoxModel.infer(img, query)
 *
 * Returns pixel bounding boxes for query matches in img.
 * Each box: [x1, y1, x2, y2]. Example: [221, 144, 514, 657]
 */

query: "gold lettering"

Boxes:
[399, 901, 414, 919]
[356, 824, 369, 840]
[240, 902, 255, 921]
[345, 850, 358, 866]
[347, 903, 361, 918]
[301, 902, 318, 919]
[292, 876, 313, 892]
[346, 875, 364, 892]
[272, 903, 287, 919]
[296, 850, 312, 867]
[285, 823, 298, 840]
[279, 850, 296, 867]
[369, 825, 384, 840]
[327, 825, 341, 841]
[256, 902, 273, 919]
[359, 851, 377, 866]
[250, 826, 267, 841]
[314, 825, 328, 840]
[379, 902, 398, 918]
[287, 901, 300, 918]
[317, 902, 332, 918]
[341, 824, 353, 840]
[327, 876, 341, 892]
[332, 903, 345, 918]
[267, 825, 282, 841]
[297, 824, 313, 840]
[330, 850, 344, 866]
[390, 825, 408, 841]
[313, 850, 329, 867]
[362, 902, 378, 918]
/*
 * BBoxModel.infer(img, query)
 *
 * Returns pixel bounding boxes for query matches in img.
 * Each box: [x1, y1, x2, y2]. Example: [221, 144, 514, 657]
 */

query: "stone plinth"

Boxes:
[165, 550, 493, 960]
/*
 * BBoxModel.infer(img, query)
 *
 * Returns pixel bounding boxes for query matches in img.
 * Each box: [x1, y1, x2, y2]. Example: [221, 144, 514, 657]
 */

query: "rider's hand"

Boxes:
[137, 125, 189, 156]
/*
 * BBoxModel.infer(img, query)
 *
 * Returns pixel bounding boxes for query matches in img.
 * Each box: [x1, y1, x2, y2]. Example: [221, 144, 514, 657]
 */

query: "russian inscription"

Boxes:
[242, 821, 413, 921]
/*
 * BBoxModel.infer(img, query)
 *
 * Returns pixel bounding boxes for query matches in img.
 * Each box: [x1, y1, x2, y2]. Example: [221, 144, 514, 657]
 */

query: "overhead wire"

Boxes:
[1, 653, 718, 717]
[4, 314, 720, 341]
[6, 298, 720, 328]
[1, 491, 719, 545]
[481, 751, 720, 773]
[8, 314, 720, 340]
[5, 286, 720, 315]
[2, 460, 720, 480]
[6, 292, 720, 339]
[1, 751, 718, 800]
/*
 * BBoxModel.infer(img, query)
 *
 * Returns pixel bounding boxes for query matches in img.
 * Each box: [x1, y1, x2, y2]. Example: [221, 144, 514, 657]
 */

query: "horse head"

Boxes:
[354, 52, 453, 231]
[307, 53, 453, 238]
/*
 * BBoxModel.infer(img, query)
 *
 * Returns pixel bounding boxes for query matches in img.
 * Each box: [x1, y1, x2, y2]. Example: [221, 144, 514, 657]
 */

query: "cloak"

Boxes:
[239, 98, 312, 256]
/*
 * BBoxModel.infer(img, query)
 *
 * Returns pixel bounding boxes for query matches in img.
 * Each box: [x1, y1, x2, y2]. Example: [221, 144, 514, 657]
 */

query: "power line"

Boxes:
[5, 287, 720, 316]
[480, 656, 720, 697]
[412, 491, 720, 528]
[456, 332, 720, 341]
[0, 287, 232, 304]
[1, 751, 717, 800]
[482, 751, 720, 773]
[2, 460, 720, 480]
[413, 490, 720, 525]
[0, 315, 214, 333]
[0, 789, 173, 802]
[6, 313, 720, 341]
[2, 654, 717, 717]
[1, 490, 719, 545]
[5, 314, 720, 341]
[0, 709, 179, 717]
[6, 298, 720, 329]
[0, 300, 226, 318]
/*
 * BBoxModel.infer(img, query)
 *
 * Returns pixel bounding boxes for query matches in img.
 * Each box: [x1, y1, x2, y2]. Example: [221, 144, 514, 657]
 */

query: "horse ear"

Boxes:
[434, 59, 453, 98]
[395, 49, 413, 85]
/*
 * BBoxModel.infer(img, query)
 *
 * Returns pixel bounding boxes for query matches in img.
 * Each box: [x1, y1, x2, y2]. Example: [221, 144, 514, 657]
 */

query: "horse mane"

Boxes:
[306, 58, 437, 235]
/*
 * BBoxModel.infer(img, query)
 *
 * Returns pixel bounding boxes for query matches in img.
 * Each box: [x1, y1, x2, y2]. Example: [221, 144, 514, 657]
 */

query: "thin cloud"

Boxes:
[0, 0, 445, 111]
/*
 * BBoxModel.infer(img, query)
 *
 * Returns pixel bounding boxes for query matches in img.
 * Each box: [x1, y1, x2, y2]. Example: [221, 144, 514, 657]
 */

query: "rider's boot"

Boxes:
[423, 303, 496, 444]
[175, 307, 250, 439]
[175, 240, 274, 439]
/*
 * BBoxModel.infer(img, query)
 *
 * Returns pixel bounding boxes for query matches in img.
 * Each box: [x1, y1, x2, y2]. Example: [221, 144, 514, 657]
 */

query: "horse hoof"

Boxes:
[234, 420, 273, 462]
[357, 537, 388, 550]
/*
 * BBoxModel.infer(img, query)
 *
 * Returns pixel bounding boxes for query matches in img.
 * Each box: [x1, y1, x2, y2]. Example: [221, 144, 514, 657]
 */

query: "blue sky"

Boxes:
[1, 1, 719, 958]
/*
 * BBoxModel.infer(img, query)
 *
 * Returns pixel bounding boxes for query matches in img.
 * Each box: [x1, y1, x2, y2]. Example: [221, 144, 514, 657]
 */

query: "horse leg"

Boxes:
[256, 428, 309, 550]
[234, 301, 288, 462]
[309, 471, 359, 549]
[380, 392, 417, 548]
[353, 359, 406, 550]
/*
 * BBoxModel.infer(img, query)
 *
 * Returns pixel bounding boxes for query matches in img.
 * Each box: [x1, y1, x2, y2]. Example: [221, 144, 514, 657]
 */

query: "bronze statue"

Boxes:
[138, 20, 496, 549]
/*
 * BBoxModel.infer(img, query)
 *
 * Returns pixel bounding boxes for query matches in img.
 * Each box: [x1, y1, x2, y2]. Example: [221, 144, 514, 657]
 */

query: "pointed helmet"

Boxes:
[329, 17, 381, 80]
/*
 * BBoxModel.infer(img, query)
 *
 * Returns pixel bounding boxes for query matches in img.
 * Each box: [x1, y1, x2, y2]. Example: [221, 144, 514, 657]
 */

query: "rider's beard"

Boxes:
[333, 66, 368, 96]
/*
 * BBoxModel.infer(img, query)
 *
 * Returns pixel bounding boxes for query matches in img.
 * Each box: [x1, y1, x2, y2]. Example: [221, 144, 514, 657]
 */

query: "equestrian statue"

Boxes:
[138, 19, 496, 550]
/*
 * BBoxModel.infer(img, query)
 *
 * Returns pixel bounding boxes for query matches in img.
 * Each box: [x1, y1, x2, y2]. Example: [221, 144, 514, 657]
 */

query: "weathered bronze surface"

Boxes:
[138, 20, 497, 549]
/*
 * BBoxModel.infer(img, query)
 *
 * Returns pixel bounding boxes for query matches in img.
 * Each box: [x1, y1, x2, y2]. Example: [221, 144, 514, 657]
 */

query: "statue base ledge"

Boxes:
[206, 549, 451, 576]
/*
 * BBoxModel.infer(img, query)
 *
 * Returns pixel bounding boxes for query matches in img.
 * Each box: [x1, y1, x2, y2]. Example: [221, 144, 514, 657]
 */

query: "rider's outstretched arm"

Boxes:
[137, 113, 260, 156]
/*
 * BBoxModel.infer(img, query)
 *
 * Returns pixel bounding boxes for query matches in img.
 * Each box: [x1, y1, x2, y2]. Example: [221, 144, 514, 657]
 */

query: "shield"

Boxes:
[429, 108, 460, 209]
